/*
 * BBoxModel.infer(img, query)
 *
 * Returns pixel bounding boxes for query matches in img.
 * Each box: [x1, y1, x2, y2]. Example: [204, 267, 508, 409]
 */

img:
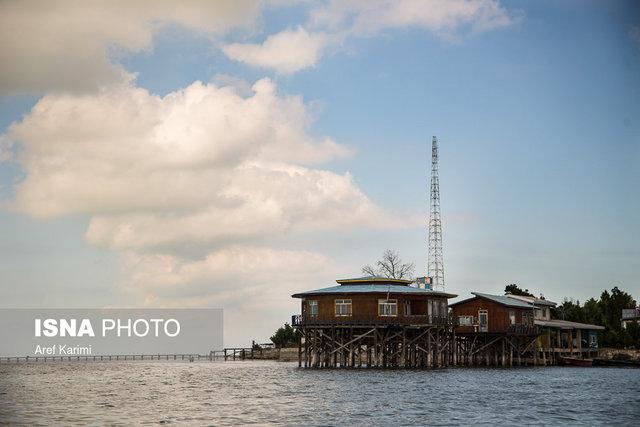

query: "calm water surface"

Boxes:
[1, 361, 639, 425]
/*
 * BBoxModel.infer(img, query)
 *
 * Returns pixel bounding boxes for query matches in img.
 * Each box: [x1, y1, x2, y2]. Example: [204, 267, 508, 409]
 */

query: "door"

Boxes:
[478, 310, 488, 332]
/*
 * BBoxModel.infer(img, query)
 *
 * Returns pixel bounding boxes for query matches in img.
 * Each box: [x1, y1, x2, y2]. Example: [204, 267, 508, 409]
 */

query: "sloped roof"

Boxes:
[292, 284, 456, 298]
[449, 292, 534, 309]
[335, 276, 414, 285]
[535, 319, 605, 330]
[506, 294, 557, 307]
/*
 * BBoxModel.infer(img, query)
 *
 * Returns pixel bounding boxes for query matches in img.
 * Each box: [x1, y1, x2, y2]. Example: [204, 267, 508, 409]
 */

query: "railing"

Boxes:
[507, 324, 539, 335]
[291, 314, 454, 327]
[1, 353, 219, 363]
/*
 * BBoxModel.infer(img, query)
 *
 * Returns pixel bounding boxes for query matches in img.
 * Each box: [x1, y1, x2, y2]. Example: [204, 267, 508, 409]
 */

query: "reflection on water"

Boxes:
[1, 361, 639, 425]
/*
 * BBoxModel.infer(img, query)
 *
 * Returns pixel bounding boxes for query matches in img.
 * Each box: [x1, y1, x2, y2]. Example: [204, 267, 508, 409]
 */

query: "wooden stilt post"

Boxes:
[298, 332, 302, 368]
[427, 330, 432, 368]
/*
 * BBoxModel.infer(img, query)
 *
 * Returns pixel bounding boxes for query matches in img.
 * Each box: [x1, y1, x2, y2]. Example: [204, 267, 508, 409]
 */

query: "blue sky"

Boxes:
[0, 1, 638, 345]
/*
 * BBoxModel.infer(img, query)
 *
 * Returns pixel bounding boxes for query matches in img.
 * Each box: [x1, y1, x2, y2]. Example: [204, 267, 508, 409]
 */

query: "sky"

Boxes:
[0, 0, 639, 346]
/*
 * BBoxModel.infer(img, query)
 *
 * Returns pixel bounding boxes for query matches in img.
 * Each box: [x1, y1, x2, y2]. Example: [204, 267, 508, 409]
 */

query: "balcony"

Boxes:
[291, 314, 454, 327]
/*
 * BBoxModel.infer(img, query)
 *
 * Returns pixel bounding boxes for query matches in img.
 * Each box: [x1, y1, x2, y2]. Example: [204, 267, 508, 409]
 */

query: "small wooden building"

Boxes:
[502, 294, 604, 360]
[449, 292, 537, 334]
[449, 292, 541, 366]
[450, 292, 605, 365]
[291, 276, 457, 368]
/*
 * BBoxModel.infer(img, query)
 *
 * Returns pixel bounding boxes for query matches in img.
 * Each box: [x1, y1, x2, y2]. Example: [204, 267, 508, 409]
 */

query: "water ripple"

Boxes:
[0, 362, 639, 425]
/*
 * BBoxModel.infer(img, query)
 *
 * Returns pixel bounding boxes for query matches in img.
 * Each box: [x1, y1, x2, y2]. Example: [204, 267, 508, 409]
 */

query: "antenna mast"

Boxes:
[428, 136, 445, 291]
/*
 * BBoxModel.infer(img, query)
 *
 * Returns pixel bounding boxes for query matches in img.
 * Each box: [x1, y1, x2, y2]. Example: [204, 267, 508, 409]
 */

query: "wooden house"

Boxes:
[292, 276, 456, 326]
[449, 292, 537, 334]
[291, 276, 457, 368]
[451, 292, 605, 365]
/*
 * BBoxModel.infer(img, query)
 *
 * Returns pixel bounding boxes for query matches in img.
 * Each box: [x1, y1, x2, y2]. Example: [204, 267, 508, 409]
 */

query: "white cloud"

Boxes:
[223, 27, 327, 73]
[3, 78, 393, 252]
[122, 246, 343, 346]
[2, 77, 403, 342]
[310, 0, 516, 37]
[224, 0, 517, 73]
[0, 0, 261, 94]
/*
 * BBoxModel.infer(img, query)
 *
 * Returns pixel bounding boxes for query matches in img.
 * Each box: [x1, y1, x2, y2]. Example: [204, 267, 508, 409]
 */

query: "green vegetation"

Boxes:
[504, 284, 534, 297]
[270, 323, 300, 348]
[552, 287, 640, 348]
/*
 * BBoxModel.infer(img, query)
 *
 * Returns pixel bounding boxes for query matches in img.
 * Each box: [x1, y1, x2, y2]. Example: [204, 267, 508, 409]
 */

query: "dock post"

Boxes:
[509, 339, 513, 367]
[427, 330, 432, 368]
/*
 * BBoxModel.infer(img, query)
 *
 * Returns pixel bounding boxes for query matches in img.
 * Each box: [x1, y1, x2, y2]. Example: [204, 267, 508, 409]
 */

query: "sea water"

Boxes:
[1, 361, 639, 425]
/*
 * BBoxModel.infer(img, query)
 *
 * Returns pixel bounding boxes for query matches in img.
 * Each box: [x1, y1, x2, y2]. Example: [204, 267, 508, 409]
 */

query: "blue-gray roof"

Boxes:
[292, 284, 456, 298]
[450, 292, 534, 308]
[335, 276, 414, 285]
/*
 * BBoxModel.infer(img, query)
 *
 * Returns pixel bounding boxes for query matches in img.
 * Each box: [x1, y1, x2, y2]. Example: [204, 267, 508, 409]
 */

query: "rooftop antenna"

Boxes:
[428, 136, 445, 291]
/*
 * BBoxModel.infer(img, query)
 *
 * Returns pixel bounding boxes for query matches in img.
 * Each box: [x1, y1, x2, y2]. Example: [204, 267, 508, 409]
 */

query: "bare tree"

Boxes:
[362, 249, 415, 279]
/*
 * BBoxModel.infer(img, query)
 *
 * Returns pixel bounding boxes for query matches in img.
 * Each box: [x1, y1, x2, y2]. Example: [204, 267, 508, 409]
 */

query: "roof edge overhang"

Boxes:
[505, 294, 558, 307]
[336, 276, 414, 285]
[449, 293, 534, 309]
[292, 290, 458, 299]
[534, 319, 605, 330]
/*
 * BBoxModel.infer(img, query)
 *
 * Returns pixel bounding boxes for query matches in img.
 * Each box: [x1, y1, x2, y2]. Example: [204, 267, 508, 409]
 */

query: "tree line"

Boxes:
[551, 286, 639, 348]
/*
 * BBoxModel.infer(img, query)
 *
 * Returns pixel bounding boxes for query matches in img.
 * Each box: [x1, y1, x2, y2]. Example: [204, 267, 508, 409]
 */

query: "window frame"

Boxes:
[378, 299, 398, 317]
[404, 300, 412, 316]
[308, 300, 318, 317]
[334, 299, 352, 317]
[458, 315, 474, 326]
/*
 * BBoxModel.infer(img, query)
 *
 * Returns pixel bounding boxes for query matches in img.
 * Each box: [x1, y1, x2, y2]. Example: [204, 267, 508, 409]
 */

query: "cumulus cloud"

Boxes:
[123, 246, 343, 346]
[1, 77, 402, 342]
[0, 0, 261, 94]
[3, 78, 393, 252]
[223, 27, 327, 73]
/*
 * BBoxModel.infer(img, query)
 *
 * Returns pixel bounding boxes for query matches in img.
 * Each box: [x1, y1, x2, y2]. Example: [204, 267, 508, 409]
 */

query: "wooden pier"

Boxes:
[0, 347, 264, 364]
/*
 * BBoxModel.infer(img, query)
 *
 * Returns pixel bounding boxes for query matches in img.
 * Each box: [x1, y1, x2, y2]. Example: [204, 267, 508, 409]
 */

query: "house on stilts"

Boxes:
[450, 292, 604, 366]
[291, 277, 606, 368]
[291, 276, 457, 368]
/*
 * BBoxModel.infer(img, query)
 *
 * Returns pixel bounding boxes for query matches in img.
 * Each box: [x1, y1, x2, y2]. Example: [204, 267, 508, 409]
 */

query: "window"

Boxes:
[478, 310, 488, 332]
[458, 315, 474, 326]
[522, 312, 532, 325]
[404, 300, 412, 316]
[378, 299, 398, 317]
[335, 299, 352, 317]
[427, 300, 433, 317]
[509, 310, 516, 325]
[308, 300, 318, 316]
[589, 333, 598, 346]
